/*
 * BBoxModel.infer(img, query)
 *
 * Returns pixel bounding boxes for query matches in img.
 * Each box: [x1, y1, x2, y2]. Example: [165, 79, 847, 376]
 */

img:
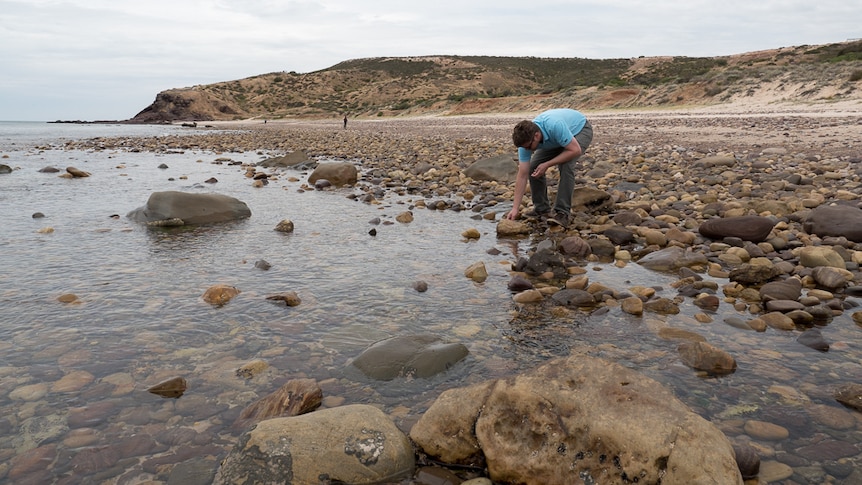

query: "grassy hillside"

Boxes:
[130, 40, 862, 122]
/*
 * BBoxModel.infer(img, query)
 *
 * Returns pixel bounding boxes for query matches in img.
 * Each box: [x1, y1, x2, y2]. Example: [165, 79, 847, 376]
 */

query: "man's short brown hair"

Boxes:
[512, 120, 539, 147]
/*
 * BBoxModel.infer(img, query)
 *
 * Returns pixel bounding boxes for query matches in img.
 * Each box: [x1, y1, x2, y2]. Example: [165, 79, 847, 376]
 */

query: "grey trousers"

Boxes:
[528, 120, 593, 215]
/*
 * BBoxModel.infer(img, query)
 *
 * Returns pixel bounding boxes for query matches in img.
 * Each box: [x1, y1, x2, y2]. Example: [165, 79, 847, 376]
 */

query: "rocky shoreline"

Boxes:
[55, 104, 862, 484]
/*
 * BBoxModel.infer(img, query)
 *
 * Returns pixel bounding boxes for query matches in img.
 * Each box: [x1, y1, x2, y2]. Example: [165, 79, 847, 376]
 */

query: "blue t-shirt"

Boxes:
[518, 108, 587, 162]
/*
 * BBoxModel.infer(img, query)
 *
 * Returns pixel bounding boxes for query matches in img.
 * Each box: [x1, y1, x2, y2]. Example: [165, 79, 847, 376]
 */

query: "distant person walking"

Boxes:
[343, 115, 348, 129]
[506, 108, 593, 227]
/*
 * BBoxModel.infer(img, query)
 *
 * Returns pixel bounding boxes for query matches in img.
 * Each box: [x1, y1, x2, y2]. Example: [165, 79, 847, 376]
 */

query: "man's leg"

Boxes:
[554, 121, 594, 215]
[529, 147, 563, 214]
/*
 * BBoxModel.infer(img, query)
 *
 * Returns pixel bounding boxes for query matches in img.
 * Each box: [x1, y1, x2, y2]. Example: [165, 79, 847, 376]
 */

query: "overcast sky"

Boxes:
[1, 0, 858, 121]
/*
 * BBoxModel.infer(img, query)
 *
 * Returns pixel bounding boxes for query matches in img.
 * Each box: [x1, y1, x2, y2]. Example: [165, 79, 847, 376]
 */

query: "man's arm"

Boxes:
[530, 138, 582, 178]
[506, 162, 532, 220]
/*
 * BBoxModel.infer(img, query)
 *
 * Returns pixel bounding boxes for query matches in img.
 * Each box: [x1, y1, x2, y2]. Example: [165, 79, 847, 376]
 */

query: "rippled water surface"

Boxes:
[1, 122, 861, 484]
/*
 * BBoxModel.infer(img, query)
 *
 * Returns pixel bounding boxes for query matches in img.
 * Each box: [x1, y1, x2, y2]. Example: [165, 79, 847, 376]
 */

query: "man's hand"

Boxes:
[531, 162, 548, 178]
[506, 207, 519, 220]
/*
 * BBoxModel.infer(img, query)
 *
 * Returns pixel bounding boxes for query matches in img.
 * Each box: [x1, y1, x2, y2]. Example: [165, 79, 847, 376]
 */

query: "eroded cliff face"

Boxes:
[130, 89, 241, 123]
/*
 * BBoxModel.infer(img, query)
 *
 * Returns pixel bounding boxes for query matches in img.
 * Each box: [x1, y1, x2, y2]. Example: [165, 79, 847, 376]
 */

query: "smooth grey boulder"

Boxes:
[351, 334, 468, 381]
[463, 154, 518, 183]
[803, 205, 862, 242]
[127, 191, 251, 225]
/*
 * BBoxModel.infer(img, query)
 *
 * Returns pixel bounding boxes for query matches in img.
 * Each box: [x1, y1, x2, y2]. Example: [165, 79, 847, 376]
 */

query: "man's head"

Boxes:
[512, 120, 539, 148]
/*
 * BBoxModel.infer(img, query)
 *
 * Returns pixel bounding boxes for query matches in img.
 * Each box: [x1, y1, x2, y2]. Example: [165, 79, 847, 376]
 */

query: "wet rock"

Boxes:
[602, 226, 635, 245]
[464, 261, 487, 282]
[637, 246, 708, 272]
[811, 266, 852, 289]
[524, 249, 566, 277]
[507, 275, 533, 292]
[588, 238, 616, 259]
[274, 219, 294, 232]
[558, 236, 591, 257]
[797, 328, 829, 352]
[760, 312, 796, 331]
[232, 378, 322, 430]
[759, 278, 802, 302]
[796, 246, 846, 268]
[265, 290, 301, 306]
[351, 334, 469, 381]
[235, 360, 269, 379]
[551, 288, 596, 307]
[807, 403, 857, 430]
[0, 164, 12, 174]
[254, 259, 271, 270]
[396, 211, 414, 223]
[215, 404, 415, 485]
[833, 383, 862, 411]
[643, 297, 680, 315]
[127, 191, 251, 225]
[677, 341, 737, 374]
[794, 439, 860, 461]
[257, 150, 311, 168]
[513, 289, 544, 303]
[803, 205, 862, 242]
[743, 420, 789, 440]
[313, 178, 332, 189]
[732, 442, 760, 480]
[698, 215, 776, 243]
[495, 218, 530, 237]
[729, 263, 781, 286]
[308, 161, 358, 187]
[658, 328, 706, 342]
[621, 296, 644, 315]
[412, 280, 429, 292]
[410, 354, 742, 484]
[461, 227, 481, 239]
[51, 370, 95, 393]
[66, 166, 90, 177]
[202, 284, 241, 306]
[148, 377, 188, 399]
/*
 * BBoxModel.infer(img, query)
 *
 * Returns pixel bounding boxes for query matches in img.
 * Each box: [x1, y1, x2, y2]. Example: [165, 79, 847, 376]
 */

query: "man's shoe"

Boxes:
[548, 211, 570, 228]
[524, 209, 551, 219]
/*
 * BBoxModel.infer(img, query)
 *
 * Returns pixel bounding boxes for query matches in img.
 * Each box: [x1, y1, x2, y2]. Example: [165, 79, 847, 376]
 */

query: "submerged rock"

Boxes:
[351, 334, 469, 381]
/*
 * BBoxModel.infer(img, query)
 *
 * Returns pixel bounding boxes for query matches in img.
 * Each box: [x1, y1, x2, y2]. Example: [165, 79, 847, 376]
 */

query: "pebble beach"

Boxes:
[4, 100, 862, 483]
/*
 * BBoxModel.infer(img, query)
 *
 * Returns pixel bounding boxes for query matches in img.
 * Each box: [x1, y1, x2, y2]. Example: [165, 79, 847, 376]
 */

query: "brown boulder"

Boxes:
[307, 162, 358, 187]
[410, 354, 742, 485]
[698, 215, 776, 242]
[232, 378, 322, 430]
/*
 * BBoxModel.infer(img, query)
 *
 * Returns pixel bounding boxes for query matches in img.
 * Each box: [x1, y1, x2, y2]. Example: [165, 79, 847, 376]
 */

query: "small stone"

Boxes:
[236, 360, 269, 379]
[148, 377, 188, 399]
[202, 284, 240, 306]
[461, 228, 480, 239]
[275, 219, 295, 232]
[743, 420, 789, 440]
[464, 261, 487, 283]
[513, 289, 543, 304]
